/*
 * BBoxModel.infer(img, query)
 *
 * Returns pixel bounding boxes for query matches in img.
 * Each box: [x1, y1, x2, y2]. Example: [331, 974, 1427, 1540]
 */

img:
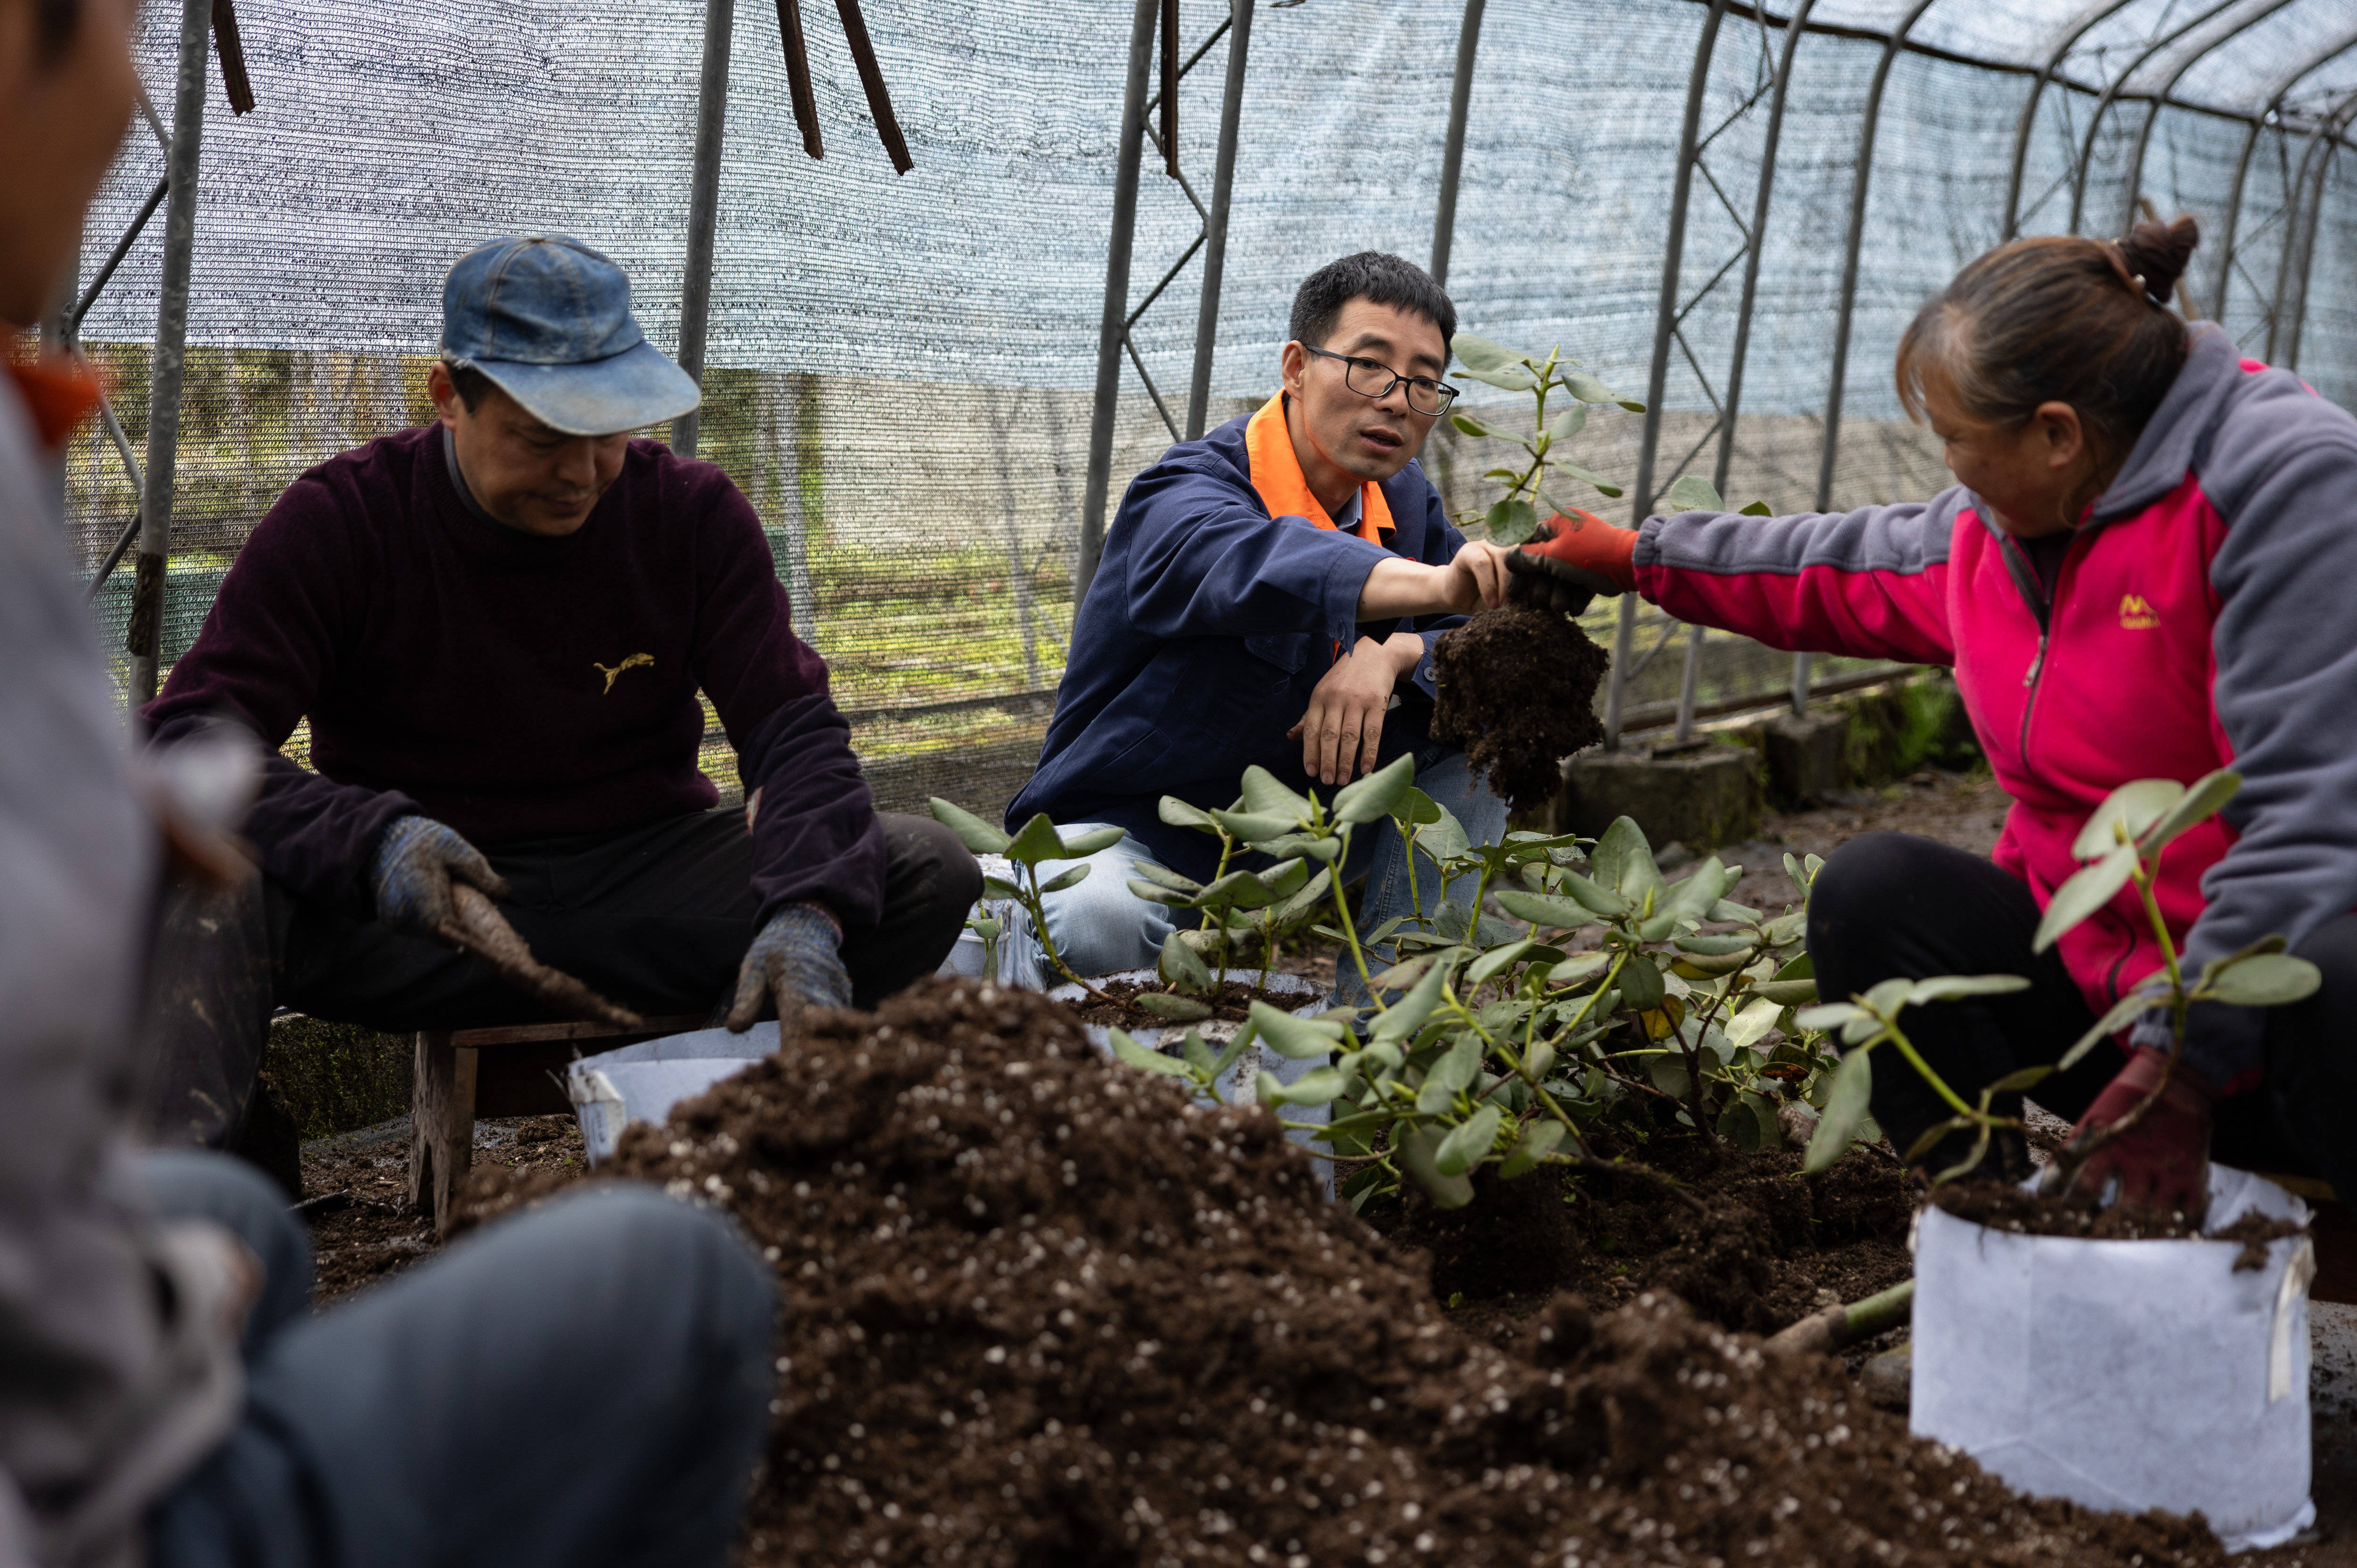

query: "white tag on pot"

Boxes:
[2270, 1237, 2316, 1405]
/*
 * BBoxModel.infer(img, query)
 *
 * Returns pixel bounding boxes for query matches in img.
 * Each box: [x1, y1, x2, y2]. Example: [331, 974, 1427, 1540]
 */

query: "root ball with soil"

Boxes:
[1433, 604, 1610, 813]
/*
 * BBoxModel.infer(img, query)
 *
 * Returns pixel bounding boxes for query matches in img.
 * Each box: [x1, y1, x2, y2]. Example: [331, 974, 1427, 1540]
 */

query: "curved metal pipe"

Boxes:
[1430, 0, 1486, 288]
[2066, 0, 2244, 236]
[1185, 0, 1253, 440]
[2118, 0, 2302, 239]
[2266, 90, 2357, 362]
[2209, 27, 2357, 320]
[1609, 0, 1731, 751]
[2278, 91, 2357, 368]
[1814, 0, 1938, 516]
[2003, 0, 2144, 241]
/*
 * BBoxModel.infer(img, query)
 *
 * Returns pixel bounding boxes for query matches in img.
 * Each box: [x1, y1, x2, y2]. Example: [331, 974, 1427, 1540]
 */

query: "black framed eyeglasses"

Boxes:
[1303, 346, 1459, 417]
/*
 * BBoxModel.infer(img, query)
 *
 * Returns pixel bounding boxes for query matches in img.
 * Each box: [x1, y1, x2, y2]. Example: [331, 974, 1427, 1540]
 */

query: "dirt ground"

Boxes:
[289, 771, 2352, 1564]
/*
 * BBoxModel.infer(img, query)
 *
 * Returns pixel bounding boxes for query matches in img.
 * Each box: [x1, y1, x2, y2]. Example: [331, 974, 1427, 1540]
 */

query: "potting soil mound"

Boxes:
[465, 978, 2223, 1568]
[1433, 604, 1610, 813]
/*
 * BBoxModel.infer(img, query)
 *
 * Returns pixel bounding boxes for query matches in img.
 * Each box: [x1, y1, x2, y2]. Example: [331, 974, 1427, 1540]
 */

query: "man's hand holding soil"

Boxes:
[1356, 540, 1516, 619]
[1505, 510, 1637, 615]
[1288, 632, 1425, 786]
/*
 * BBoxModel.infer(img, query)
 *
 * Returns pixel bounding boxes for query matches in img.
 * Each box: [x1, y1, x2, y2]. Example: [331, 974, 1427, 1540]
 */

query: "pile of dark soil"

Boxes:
[1432, 604, 1610, 813]
[1384, 1138, 1917, 1336]
[466, 979, 2223, 1568]
[1932, 1182, 2307, 1269]
[1066, 975, 1305, 1028]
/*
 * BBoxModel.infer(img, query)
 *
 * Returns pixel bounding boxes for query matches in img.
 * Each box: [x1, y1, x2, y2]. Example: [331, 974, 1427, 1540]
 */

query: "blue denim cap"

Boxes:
[440, 236, 700, 437]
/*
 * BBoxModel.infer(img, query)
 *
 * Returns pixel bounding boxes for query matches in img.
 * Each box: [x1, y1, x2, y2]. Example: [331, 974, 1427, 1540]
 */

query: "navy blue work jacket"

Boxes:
[1006, 410, 1468, 881]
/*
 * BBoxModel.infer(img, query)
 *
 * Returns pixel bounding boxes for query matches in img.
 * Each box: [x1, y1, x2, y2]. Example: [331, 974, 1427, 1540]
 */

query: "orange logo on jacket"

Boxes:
[2118, 594, 2159, 630]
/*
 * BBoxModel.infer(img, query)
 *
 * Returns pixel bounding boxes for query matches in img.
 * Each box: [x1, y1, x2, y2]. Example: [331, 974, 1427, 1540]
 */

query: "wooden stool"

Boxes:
[409, 1014, 705, 1234]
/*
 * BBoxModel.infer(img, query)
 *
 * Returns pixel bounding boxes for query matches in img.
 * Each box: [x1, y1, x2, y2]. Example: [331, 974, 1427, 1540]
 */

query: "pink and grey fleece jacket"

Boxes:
[1628, 324, 2357, 1092]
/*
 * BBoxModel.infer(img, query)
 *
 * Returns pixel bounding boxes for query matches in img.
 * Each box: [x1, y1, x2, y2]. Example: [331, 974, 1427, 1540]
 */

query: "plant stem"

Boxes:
[1330, 858, 1378, 1004]
[1025, 875, 1114, 1003]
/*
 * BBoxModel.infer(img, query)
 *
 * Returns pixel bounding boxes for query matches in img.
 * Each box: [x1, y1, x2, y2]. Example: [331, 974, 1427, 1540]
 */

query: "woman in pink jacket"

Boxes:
[1511, 217, 2357, 1218]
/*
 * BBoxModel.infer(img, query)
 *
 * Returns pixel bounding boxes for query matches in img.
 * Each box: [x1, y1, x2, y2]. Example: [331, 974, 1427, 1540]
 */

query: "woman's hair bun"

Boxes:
[2119, 213, 2199, 305]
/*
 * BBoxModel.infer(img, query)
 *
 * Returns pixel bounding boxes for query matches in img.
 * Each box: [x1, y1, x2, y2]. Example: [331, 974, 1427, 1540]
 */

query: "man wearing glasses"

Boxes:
[1008, 251, 1515, 992]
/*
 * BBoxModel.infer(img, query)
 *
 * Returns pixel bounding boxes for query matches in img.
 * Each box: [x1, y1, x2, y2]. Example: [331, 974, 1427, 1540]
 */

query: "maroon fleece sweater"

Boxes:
[145, 423, 885, 925]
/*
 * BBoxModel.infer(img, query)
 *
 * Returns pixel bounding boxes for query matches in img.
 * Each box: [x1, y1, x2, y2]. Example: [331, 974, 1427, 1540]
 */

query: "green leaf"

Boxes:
[1525, 1042, 1558, 1081]
[1106, 1028, 1188, 1078]
[1499, 1118, 1567, 1179]
[2070, 779, 2184, 861]
[1181, 1029, 1218, 1073]
[1556, 870, 1634, 919]
[1751, 978, 1818, 1007]
[1562, 369, 1624, 405]
[1450, 332, 1538, 373]
[1268, 866, 1335, 926]
[1397, 1126, 1475, 1208]
[1248, 1000, 1346, 1060]
[929, 797, 1011, 856]
[1674, 934, 1756, 957]
[1195, 869, 1275, 911]
[1416, 804, 1471, 867]
[1484, 498, 1540, 546]
[1460, 361, 1541, 392]
[1493, 888, 1600, 929]
[1136, 992, 1213, 1022]
[1617, 955, 1666, 1011]
[1159, 932, 1211, 990]
[1986, 1064, 2055, 1094]
[1546, 403, 1587, 444]
[1261, 1065, 1350, 1107]
[1545, 951, 1612, 987]
[1128, 862, 1202, 894]
[1367, 954, 1435, 992]
[1794, 1002, 1864, 1033]
[1256, 858, 1311, 901]
[1657, 474, 1723, 513]
[1450, 413, 1498, 440]
[1127, 879, 1199, 908]
[981, 875, 1022, 900]
[1658, 858, 1728, 926]
[2205, 951, 2323, 1007]
[1905, 974, 2032, 1005]
[1372, 957, 1451, 1043]
[1159, 797, 1218, 831]
[2142, 768, 2242, 855]
[1591, 817, 1661, 903]
[1804, 1047, 1874, 1173]
[2056, 987, 2165, 1071]
[1038, 864, 1091, 894]
[1058, 826, 1126, 859]
[1333, 753, 1417, 825]
[1209, 809, 1301, 844]
[1549, 457, 1625, 499]
[1430, 1033, 1483, 1097]
[1237, 767, 1316, 822]
[1433, 1105, 1503, 1177]
[1646, 1052, 1690, 1098]
[1392, 786, 1443, 827]
[1738, 500, 1773, 516]
[2032, 844, 2138, 953]
[1467, 940, 1535, 986]
[1004, 813, 1067, 866]
[1724, 996, 1784, 1050]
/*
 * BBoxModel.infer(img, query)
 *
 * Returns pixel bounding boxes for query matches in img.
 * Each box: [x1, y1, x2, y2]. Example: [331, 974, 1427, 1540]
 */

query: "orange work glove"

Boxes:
[2057, 1048, 2216, 1221]
[1503, 510, 1638, 616]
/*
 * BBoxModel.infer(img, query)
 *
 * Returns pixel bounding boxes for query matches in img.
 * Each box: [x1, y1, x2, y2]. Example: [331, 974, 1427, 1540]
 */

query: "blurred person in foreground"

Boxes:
[1507, 215, 2357, 1222]
[138, 230, 978, 1149]
[1006, 252, 1518, 999]
[0, 3, 775, 1565]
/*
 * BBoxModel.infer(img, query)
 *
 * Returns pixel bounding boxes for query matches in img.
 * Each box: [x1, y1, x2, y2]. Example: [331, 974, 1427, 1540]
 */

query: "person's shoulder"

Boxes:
[1123, 418, 1259, 510]
[248, 425, 440, 554]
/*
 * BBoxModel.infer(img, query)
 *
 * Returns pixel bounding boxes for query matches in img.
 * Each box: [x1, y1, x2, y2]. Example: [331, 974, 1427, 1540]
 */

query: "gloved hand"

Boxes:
[370, 816, 510, 941]
[2057, 1048, 2215, 1220]
[1504, 510, 1638, 615]
[725, 902, 854, 1033]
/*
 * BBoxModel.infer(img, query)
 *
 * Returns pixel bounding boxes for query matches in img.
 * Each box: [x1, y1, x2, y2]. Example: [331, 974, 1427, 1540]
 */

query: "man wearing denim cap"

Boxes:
[145, 235, 979, 1147]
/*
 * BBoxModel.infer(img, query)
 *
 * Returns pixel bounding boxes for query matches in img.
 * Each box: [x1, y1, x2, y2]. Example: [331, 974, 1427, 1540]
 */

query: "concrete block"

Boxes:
[1764, 710, 1850, 808]
[1559, 745, 1761, 849]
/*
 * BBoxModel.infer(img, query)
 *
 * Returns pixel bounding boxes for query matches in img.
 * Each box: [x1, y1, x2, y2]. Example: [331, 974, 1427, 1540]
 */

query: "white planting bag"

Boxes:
[567, 1023, 774, 1164]
[1912, 1164, 2316, 1551]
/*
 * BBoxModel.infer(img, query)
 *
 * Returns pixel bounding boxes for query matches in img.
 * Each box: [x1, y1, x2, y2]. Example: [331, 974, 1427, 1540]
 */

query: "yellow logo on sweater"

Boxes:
[2118, 594, 2159, 630]
[594, 652, 654, 693]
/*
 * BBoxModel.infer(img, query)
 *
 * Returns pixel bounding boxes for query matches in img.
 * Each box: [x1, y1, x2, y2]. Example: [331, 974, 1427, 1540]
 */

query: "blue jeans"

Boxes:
[142, 1152, 774, 1568]
[1034, 743, 1511, 998]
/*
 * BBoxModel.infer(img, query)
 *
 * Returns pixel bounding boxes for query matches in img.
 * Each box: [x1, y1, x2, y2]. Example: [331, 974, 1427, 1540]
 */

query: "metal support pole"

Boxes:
[2266, 104, 2342, 364]
[2280, 97, 2357, 371]
[2121, 0, 2299, 239]
[2209, 31, 2357, 322]
[130, 0, 212, 704]
[1184, 0, 1253, 441]
[1607, 0, 1727, 754]
[1803, 0, 1936, 721]
[2063, 0, 2241, 236]
[1077, 0, 1162, 604]
[671, 0, 735, 460]
[2002, 0, 2141, 241]
[1429, 0, 1486, 288]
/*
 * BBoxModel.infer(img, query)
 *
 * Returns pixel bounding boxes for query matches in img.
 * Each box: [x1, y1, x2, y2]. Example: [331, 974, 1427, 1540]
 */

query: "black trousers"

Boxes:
[140, 809, 979, 1147]
[1807, 831, 2357, 1202]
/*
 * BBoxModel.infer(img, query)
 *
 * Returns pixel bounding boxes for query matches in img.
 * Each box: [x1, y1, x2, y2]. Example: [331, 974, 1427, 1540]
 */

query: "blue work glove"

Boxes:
[725, 902, 853, 1032]
[369, 816, 510, 941]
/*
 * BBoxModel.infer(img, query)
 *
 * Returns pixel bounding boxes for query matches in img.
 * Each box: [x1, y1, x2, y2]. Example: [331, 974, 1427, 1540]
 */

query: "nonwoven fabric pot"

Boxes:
[1910, 1164, 2316, 1551]
[568, 1023, 774, 1164]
